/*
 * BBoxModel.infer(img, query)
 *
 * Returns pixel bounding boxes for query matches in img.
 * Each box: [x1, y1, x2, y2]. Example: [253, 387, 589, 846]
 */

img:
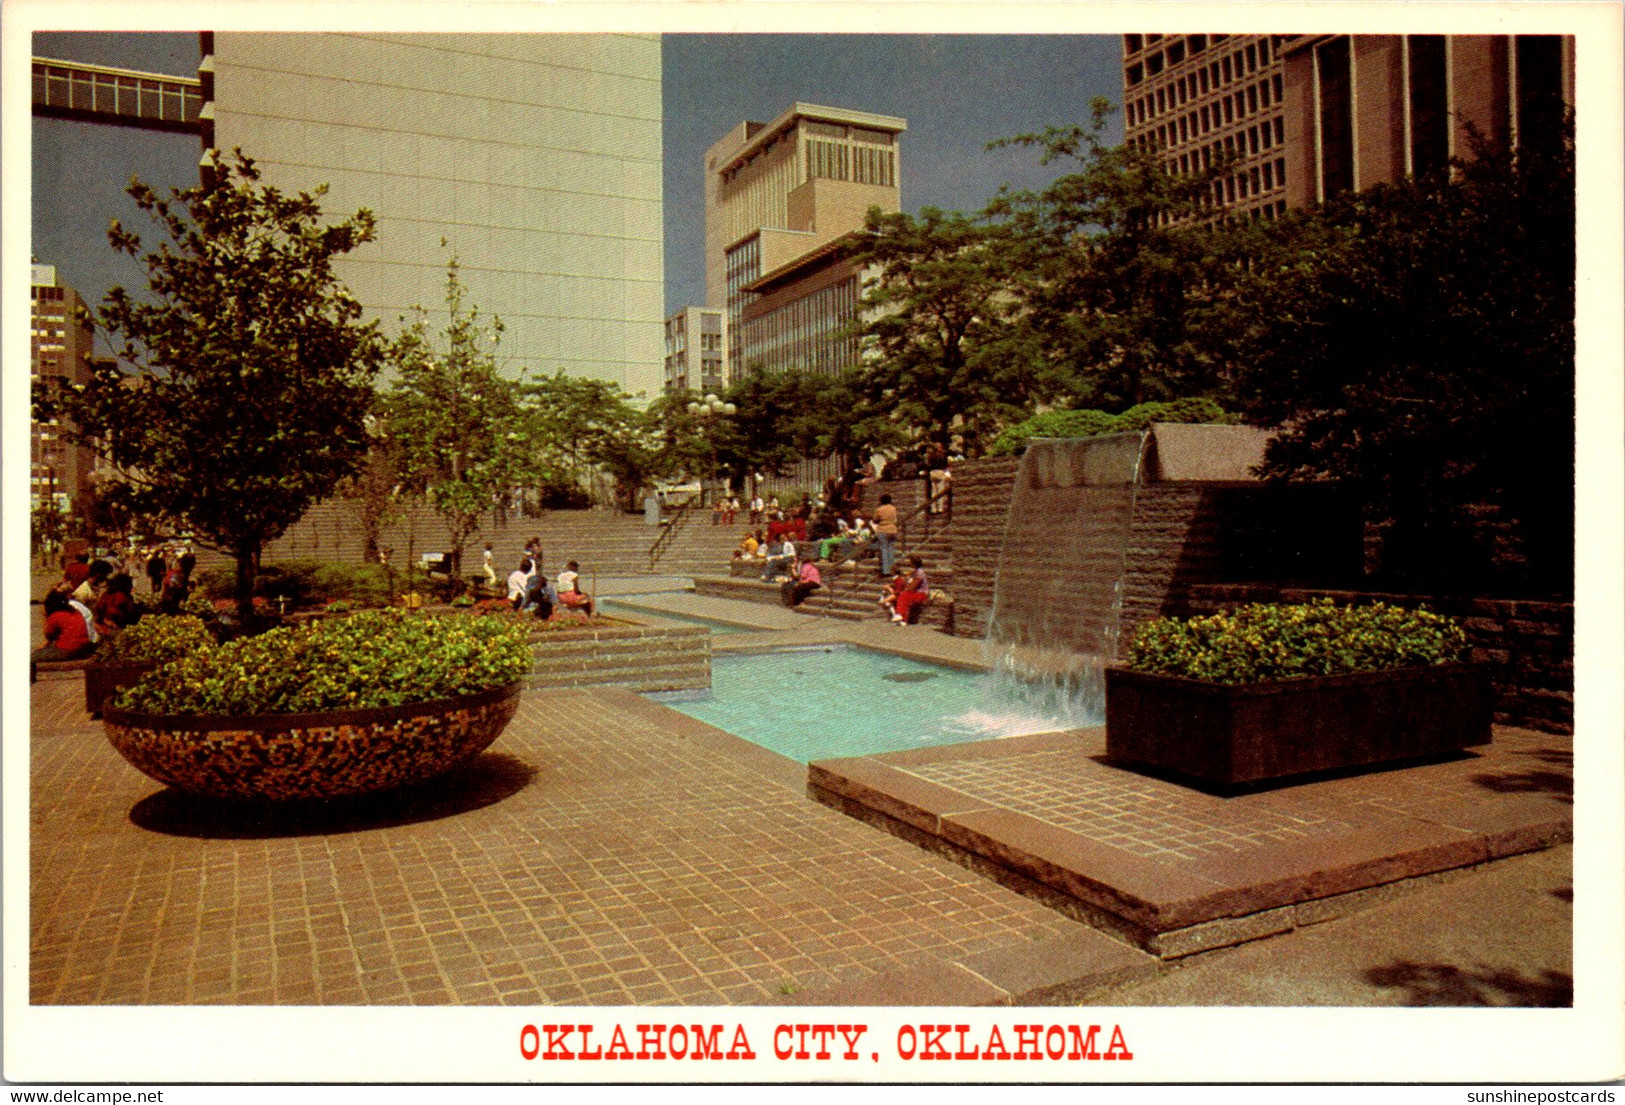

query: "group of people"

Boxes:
[709, 498, 741, 525]
[734, 491, 904, 579]
[505, 545, 594, 619]
[32, 546, 197, 675]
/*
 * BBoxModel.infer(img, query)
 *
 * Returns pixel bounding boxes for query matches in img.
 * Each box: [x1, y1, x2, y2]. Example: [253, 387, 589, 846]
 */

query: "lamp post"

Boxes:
[685, 394, 736, 504]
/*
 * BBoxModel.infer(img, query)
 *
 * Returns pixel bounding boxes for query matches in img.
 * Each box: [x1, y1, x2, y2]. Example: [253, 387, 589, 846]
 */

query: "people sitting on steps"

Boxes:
[891, 556, 931, 625]
[781, 555, 822, 608]
[760, 535, 797, 582]
[556, 561, 594, 616]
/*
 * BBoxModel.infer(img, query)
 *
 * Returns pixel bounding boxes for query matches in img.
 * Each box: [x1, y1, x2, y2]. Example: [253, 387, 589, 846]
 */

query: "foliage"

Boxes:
[335, 429, 405, 563]
[325, 599, 354, 614]
[114, 608, 532, 715]
[849, 206, 1049, 456]
[32, 149, 383, 619]
[450, 594, 475, 608]
[1125, 599, 1469, 685]
[194, 559, 394, 608]
[31, 502, 68, 559]
[988, 397, 1239, 456]
[522, 372, 645, 502]
[384, 257, 530, 579]
[94, 615, 214, 666]
[1227, 126, 1575, 595]
[987, 99, 1245, 411]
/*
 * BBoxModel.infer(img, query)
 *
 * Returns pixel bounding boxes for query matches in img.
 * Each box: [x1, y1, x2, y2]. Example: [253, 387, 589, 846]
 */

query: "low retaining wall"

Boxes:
[529, 624, 710, 693]
[1184, 584, 1573, 735]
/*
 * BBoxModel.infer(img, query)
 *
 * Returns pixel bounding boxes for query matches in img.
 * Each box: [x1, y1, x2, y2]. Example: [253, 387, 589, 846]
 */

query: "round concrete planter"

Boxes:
[101, 682, 523, 801]
[84, 659, 160, 719]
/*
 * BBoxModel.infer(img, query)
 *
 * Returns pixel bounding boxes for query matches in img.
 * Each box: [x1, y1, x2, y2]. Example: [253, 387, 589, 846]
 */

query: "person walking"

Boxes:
[145, 548, 167, 595]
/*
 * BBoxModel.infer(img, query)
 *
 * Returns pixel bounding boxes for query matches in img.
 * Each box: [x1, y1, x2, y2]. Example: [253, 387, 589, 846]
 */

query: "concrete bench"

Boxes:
[33, 658, 94, 682]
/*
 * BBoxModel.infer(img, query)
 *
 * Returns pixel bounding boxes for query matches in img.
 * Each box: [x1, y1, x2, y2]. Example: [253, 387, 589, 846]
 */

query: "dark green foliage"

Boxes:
[1126, 599, 1469, 685]
[114, 609, 532, 715]
[194, 559, 394, 609]
[1229, 127, 1574, 595]
[989, 397, 1239, 456]
[32, 150, 383, 619]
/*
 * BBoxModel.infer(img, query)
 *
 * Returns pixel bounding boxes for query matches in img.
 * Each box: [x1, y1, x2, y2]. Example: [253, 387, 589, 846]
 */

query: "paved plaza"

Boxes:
[28, 587, 1573, 1007]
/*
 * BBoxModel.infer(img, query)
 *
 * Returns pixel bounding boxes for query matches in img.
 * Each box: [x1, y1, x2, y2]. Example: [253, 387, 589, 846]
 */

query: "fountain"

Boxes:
[981, 431, 1152, 727]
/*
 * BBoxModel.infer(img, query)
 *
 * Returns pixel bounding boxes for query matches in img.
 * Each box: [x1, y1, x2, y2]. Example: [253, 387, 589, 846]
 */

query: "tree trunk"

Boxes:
[234, 542, 259, 621]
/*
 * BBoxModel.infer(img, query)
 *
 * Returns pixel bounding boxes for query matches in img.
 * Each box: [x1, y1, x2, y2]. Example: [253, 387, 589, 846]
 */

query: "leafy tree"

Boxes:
[335, 423, 405, 563]
[32, 149, 382, 617]
[849, 206, 1046, 456]
[1229, 126, 1575, 595]
[522, 372, 645, 504]
[383, 259, 530, 579]
[989, 98, 1244, 411]
[988, 397, 1240, 456]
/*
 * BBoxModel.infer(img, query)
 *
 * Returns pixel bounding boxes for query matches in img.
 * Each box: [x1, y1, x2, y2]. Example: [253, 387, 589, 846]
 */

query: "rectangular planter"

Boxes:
[1105, 662, 1493, 787]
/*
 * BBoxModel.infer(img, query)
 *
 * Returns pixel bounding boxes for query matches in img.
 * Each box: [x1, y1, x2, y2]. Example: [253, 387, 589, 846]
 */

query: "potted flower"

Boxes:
[102, 609, 533, 801]
[1106, 599, 1492, 787]
[85, 615, 215, 719]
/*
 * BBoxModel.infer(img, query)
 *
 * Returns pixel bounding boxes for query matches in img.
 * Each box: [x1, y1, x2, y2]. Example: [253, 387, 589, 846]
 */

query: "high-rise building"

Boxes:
[703, 103, 905, 383]
[30, 265, 99, 513]
[663, 306, 726, 394]
[737, 232, 867, 381]
[1122, 33, 1575, 222]
[202, 32, 666, 397]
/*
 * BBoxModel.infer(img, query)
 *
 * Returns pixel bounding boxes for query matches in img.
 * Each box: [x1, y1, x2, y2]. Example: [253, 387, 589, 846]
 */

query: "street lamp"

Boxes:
[687, 394, 735, 417]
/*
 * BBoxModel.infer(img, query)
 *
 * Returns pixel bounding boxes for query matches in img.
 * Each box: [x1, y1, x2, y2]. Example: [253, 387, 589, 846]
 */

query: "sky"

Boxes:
[29, 31, 1122, 340]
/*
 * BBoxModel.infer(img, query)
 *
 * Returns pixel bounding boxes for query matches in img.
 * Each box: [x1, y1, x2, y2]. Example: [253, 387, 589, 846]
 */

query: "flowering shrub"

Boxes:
[1125, 599, 1469, 685]
[113, 608, 532, 716]
[95, 615, 215, 666]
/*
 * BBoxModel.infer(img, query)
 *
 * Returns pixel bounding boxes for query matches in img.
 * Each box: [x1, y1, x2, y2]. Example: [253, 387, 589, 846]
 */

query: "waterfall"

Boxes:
[980, 431, 1151, 727]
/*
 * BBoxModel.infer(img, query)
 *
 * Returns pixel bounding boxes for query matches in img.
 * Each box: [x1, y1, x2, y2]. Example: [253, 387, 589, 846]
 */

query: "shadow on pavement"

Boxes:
[1362, 960, 1573, 1006]
[127, 751, 538, 839]
[1471, 747, 1573, 804]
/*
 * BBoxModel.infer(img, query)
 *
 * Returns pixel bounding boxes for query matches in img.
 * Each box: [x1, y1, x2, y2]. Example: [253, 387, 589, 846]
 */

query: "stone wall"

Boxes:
[948, 457, 1020, 639]
[1185, 584, 1573, 734]
[528, 624, 710, 694]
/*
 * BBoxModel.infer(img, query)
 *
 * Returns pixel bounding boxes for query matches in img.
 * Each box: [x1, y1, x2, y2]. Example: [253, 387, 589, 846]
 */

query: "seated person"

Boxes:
[508, 558, 533, 611]
[73, 559, 113, 605]
[556, 561, 593, 616]
[892, 557, 931, 625]
[817, 519, 854, 562]
[32, 589, 96, 680]
[766, 514, 788, 543]
[733, 532, 760, 560]
[781, 557, 822, 607]
[528, 573, 557, 621]
[760, 537, 797, 582]
[93, 572, 140, 637]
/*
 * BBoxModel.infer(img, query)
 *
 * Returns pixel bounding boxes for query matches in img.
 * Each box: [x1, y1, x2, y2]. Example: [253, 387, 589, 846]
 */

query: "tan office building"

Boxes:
[204, 32, 665, 398]
[703, 103, 905, 382]
[30, 265, 99, 513]
[1122, 33, 1574, 222]
[663, 306, 726, 395]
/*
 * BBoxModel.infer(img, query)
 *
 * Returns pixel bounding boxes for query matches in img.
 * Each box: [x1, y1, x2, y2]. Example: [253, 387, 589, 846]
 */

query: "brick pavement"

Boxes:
[31, 678, 1150, 1006]
[810, 725, 1572, 957]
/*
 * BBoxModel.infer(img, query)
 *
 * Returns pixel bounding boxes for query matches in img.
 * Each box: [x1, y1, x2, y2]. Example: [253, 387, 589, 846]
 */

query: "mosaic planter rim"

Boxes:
[102, 680, 523, 733]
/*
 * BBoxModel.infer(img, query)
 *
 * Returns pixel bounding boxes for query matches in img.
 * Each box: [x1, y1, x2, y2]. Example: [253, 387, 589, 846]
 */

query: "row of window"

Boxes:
[740, 275, 860, 379]
[1132, 72, 1283, 142]
[807, 139, 897, 187]
[1161, 118, 1287, 176]
[1136, 91, 1285, 159]
[724, 236, 763, 382]
[33, 63, 202, 124]
[1127, 35, 1275, 87]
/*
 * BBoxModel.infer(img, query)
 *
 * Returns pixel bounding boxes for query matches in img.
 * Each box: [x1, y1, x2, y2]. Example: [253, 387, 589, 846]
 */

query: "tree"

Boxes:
[32, 149, 383, 617]
[989, 98, 1245, 411]
[384, 259, 531, 579]
[335, 422, 405, 563]
[1229, 125, 1575, 595]
[521, 372, 644, 505]
[848, 205, 1046, 457]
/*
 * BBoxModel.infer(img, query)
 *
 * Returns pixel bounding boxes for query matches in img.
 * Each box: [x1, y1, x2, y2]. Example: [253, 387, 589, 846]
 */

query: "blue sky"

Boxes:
[31, 31, 1122, 338]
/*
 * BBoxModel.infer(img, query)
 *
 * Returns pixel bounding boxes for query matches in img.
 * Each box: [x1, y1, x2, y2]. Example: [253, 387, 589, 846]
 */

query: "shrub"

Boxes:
[192, 559, 395, 609]
[95, 615, 215, 666]
[1124, 599, 1469, 685]
[989, 398, 1241, 456]
[113, 608, 533, 716]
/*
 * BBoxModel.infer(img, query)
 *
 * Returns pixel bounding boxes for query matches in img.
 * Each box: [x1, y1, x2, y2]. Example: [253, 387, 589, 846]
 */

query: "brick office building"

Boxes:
[1122, 33, 1574, 221]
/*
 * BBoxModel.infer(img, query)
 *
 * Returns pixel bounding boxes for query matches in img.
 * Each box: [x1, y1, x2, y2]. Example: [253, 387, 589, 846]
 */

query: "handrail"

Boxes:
[897, 482, 953, 551]
[647, 496, 699, 571]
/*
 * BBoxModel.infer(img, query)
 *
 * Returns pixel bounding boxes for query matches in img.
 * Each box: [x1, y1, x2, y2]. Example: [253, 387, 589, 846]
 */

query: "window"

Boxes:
[1222, 55, 1232, 82]
[1156, 88, 1166, 113]
[1188, 34, 1207, 53]
[1147, 52, 1164, 75]
[1407, 36, 1449, 174]
[1125, 34, 1143, 53]
[1273, 73, 1284, 101]
[1275, 158, 1286, 188]
[1317, 37, 1354, 198]
[1263, 161, 1274, 189]
[1168, 41, 1185, 64]
[1223, 98, 1233, 124]
[1246, 44, 1257, 72]
[1248, 126, 1259, 154]
[1128, 62, 1144, 85]
[1275, 117, 1285, 144]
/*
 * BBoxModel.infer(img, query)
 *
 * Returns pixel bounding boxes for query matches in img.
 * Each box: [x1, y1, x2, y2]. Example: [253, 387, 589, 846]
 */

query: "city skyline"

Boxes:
[30, 31, 1121, 358]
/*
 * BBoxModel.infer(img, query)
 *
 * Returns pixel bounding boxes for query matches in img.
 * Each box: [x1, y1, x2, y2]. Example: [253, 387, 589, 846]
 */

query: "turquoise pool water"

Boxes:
[655, 645, 1075, 763]
[598, 598, 747, 634]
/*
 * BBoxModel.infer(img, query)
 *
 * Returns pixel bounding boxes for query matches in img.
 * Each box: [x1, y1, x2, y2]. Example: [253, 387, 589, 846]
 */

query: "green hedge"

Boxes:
[989, 398, 1241, 457]
[194, 560, 396, 608]
[113, 609, 533, 716]
[1124, 599, 1469, 685]
[95, 615, 215, 666]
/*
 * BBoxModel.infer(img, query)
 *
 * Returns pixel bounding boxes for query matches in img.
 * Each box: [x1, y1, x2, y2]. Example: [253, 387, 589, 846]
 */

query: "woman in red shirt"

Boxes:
[93, 573, 140, 637]
[32, 590, 95, 681]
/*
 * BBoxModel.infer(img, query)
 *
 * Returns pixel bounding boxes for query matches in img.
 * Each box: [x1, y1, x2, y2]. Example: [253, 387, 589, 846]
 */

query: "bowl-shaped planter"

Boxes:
[102, 682, 522, 801]
[1105, 662, 1493, 787]
[85, 659, 161, 719]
